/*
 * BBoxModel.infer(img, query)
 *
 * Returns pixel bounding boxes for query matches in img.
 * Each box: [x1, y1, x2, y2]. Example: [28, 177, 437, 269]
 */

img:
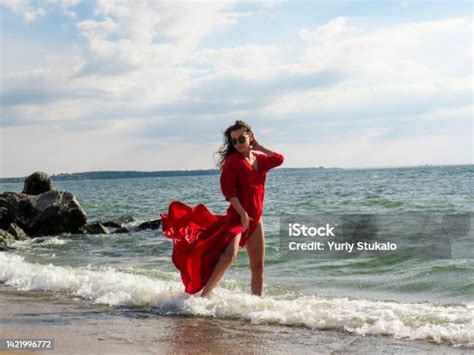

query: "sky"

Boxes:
[0, 0, 472, 178]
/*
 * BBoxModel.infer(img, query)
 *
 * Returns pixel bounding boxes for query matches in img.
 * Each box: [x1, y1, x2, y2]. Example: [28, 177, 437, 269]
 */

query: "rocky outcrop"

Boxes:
[0, 207, 13, 230]
[81, 216, 161, 234]
[0, 171, 87, 237]
[22, 171, 53, 195]
[0, 190, 87, 236]
[7, 223, 27, 240]
[0, 171, 161, 240]
[137, 219, 161, 230]
[0, 229, 15, 250]
[79, 222, 109, 235]
[102, 215, 136, 228]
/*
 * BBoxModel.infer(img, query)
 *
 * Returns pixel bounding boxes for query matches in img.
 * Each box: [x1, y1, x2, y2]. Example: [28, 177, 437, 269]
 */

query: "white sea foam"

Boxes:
[11, 237, 67, 249]
[0, 253, 472, 347]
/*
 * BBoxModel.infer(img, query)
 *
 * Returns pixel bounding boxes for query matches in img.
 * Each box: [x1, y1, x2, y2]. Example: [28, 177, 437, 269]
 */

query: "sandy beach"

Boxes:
[0, 287, 467, 355]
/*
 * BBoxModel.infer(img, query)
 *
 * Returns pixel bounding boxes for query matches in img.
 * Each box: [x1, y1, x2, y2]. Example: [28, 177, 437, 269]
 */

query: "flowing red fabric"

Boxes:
[160, 201, 243, 294]
[160, 152, 284, 294]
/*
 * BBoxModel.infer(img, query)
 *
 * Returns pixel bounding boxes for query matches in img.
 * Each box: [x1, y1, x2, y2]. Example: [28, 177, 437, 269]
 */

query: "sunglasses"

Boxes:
[230, 134, 249, 146]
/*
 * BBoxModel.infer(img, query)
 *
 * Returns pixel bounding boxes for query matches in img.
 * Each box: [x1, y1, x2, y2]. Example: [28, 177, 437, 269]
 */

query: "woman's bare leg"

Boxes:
[245, 218, 265, 296]
[201, 233, 241, 297]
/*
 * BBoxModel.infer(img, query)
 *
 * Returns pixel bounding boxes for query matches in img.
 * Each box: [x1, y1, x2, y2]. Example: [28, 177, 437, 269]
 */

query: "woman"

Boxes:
[160, 120, 284, 297]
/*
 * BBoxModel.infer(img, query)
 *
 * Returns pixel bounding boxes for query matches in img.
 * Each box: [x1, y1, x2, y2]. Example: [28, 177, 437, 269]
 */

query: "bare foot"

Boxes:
[200, 290, 211, 298]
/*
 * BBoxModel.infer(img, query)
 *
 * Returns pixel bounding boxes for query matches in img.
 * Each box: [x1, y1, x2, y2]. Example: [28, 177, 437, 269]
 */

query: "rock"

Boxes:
[0, 191, 87, 236]
[138, 219, 161, 231]
[103, 215, 136, 228]
[0, 229, 15, 250]
[22, 171, 53, 195]
[113, 226, 130, 234]
[79, 222, 109, 235]
[7, 223, 27, 240]
[0, 207, 14, 230]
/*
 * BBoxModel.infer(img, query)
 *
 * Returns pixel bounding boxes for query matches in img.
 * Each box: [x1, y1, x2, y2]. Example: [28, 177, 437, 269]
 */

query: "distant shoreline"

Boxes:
[0, 164, 471, 183]
[0, 167, 330, 183]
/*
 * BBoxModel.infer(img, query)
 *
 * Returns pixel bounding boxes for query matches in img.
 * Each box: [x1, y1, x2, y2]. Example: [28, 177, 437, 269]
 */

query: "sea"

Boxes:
[1, 164, 473, 350]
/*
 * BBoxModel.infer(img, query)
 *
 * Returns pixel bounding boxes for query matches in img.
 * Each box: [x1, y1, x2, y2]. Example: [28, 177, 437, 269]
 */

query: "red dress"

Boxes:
[160, 151, 284, 294]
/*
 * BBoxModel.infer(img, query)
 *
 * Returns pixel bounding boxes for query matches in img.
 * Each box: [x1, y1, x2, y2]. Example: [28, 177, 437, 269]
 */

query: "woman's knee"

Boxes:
[222, 248, 238, 264]
[223, 252, 237, 264]
[222, 234, 240, 263]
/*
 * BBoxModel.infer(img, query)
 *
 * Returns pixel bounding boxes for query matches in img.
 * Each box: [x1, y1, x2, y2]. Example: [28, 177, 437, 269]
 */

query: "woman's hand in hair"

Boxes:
[250, 135, 263, 151]
[251, 135, 277, 158]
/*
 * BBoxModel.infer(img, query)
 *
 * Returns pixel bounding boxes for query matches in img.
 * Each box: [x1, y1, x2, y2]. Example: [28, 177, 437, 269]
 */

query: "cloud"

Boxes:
[299, 16, 359, 42]
[254, 16, 472, 141]
[73, 0, 241, 77]
[298, 17, 472, 81]
[0, 0, 81, 22]
[1, 123, 224, 177]
[260, 78, 471, 121]
[280, 130, 472, 168]
[0, 3, 472, 175]
[3, 13, 470, 127]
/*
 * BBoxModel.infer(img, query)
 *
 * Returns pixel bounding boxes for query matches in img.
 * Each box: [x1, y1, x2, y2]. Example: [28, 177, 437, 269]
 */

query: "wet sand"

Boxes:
[0, 287, 468, 354]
